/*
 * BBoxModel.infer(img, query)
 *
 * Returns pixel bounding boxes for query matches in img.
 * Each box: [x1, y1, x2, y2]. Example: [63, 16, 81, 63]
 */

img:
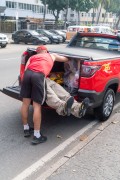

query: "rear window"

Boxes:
[69, 35, 120, 51]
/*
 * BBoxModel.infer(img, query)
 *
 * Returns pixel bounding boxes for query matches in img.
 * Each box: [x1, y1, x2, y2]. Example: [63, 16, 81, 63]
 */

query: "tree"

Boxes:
[41, 0, 47, 28]
[91, 0, 100, 24]
[96, 0, 111, 24]
[41, 0, 68, 28]
[41, 0, 93, 28]
[74, 0, 93, 25]
[108, 0, 120, 29]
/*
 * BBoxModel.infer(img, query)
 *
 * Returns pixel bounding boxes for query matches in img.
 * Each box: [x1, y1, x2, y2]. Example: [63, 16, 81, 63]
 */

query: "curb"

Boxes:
[35, 104, 120, 180]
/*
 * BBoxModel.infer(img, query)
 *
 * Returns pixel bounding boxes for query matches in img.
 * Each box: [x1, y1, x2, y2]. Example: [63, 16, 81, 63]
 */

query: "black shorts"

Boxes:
[20, 69, 46, 105]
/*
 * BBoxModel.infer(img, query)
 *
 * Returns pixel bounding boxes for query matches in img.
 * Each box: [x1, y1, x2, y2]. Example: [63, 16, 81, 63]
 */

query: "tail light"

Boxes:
[81, 65, 101, 77]
[21, 51, 29, 64]
[20, 51, 29, 83]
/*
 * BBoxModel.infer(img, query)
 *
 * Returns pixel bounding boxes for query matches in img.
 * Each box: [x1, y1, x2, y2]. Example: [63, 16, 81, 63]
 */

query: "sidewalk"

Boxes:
[46, 112, 120, 180]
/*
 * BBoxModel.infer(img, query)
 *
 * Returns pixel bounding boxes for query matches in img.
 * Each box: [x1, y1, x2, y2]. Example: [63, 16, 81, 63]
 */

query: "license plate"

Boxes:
[2, 42, 7, 44]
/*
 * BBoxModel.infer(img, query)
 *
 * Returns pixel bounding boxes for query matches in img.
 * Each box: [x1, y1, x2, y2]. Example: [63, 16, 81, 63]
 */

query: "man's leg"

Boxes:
[47, 78, 70, 101]
[32, 101, 41, 130]
[71, 98, 90, 118]
[46, 82, 65, 115]
[21, 98, 31, 137]
[46, 78, 73, 116]
[32, 101, 47, 144]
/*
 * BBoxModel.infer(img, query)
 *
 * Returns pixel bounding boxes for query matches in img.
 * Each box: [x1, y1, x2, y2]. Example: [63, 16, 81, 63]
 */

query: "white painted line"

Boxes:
[35, 157, 68, 180]
[0, 57, 19, 61]
[13, 120, 98, 180]
[36, 130, 101, 180]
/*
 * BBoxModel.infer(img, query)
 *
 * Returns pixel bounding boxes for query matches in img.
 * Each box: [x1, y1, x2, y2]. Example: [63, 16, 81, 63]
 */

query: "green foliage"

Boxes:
[41, 0, 93, 13]
[41, 0, 66, 12]
[108, 0, 120, 15]
[70, 0, 93, 12]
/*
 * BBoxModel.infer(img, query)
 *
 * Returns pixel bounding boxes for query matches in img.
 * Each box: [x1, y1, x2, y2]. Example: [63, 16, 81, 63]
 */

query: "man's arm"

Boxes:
[50, 53, 69, 62]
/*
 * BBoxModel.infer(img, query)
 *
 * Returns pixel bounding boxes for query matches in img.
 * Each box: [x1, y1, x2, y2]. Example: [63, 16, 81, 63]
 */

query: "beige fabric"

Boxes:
[46, 78, 82, 117]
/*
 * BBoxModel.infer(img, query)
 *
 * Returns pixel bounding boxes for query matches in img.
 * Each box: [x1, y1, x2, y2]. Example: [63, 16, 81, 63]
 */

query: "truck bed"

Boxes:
[49, 46, 120, 60]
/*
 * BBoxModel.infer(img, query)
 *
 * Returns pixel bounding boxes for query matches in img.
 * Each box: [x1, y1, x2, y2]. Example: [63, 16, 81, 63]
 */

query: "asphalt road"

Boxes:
[0, 43, 99, 180]
[1, 43, 120, 180]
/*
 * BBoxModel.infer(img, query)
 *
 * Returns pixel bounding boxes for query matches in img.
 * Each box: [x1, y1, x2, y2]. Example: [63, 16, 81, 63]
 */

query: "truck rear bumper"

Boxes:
[78, 89, 104, 108]
[1, 86, 104, 109]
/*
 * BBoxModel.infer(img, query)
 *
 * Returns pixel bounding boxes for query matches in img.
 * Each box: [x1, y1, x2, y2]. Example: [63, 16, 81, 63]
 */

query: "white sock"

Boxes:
[34, 130, 41, 138]
[23, 124, 29, 130]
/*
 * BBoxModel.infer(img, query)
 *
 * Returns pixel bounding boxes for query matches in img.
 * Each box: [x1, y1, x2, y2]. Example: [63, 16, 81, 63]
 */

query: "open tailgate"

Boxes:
[1, 86, 21, 101]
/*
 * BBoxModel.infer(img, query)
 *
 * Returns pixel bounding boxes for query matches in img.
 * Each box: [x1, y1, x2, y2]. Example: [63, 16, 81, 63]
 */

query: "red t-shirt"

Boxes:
[27, 53, 54, 76]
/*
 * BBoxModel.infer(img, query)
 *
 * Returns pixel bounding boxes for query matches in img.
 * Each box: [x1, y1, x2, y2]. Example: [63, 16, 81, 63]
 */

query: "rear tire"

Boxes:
[49, 39, 52, 44]
[14, 39, 19, 44]
[94, 88, 115, 121]
[33, 40, 38, 45]
[1, 44, 7, 48]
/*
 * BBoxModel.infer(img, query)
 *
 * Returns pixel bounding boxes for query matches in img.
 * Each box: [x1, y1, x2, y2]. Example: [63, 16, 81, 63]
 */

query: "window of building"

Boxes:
[70, 14, 74, 17]
[41, 6, 44, 13]
[81, 13, 84, 17]
[37, 6, 40, 13]
[27, 4, 30, 10]
[109, 13, 112, 18]
[6, 1, 52, 14]
[102, 13, 105, 18]
[19, 3, 23, 9]
[24, 4, 27, 10]
[6, 1, 11, 8]
[91, 13, 96, 17]
[88, 13, 90, 17]
[6, 1, 17, 8]
[32, 5, 35, 12]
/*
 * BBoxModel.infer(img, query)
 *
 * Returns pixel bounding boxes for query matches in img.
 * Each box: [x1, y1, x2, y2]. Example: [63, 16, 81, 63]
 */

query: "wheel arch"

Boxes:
[104, 78, 119, 95]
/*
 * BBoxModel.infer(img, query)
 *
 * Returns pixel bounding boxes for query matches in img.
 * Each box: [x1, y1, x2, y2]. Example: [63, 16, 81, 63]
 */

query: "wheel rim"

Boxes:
[103, 94, 114, 117]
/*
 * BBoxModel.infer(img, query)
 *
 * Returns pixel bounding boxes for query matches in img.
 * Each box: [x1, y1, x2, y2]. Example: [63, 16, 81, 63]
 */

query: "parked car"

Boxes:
[49, 29, 66, 42]
[12, 30, 50, 45]
[2, 32, 120, 121]
[117, 30, 120, 36]
[0, 33, 8, 48]
[36, 29, 61, 44]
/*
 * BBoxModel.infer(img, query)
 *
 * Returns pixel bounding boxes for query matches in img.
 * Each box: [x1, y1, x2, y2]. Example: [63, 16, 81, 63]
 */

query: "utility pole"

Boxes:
[15, 2, 18, 31]
[64, 0, 69, 29]
[42, 0, 46, 29]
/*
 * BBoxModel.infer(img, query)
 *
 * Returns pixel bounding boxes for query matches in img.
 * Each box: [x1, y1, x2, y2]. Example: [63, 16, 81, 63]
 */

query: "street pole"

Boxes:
[64, 0, 69, 29]
[42, 0, 46, 29]
[15, 2, 18, 31]
[0, 13, 1, 32]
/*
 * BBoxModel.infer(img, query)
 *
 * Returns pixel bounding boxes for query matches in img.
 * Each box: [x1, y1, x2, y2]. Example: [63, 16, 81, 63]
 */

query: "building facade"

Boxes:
[62, 7, 116, 28]
[0, 0, 56, 32]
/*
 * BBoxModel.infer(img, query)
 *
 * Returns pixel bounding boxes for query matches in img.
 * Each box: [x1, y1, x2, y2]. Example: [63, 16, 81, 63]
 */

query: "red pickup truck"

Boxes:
[2, 32, 120, 121]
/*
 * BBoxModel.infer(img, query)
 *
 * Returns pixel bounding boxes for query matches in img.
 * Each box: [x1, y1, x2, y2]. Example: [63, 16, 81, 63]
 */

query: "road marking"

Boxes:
[12, 120, 98, 180]
[0, 57, 19, 61]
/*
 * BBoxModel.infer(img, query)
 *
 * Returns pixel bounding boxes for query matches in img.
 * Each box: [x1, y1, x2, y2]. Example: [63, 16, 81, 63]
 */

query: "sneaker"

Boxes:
[24, 129, 31, 137]
[79, 97, 90, 118]
[29, 127, 34, 134]
[31, 135, 47, 145]
[65, 96, 74, 116]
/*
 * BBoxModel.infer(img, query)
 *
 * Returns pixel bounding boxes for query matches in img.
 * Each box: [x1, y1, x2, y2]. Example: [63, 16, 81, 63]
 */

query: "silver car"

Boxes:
[0, 33, 8, 48]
